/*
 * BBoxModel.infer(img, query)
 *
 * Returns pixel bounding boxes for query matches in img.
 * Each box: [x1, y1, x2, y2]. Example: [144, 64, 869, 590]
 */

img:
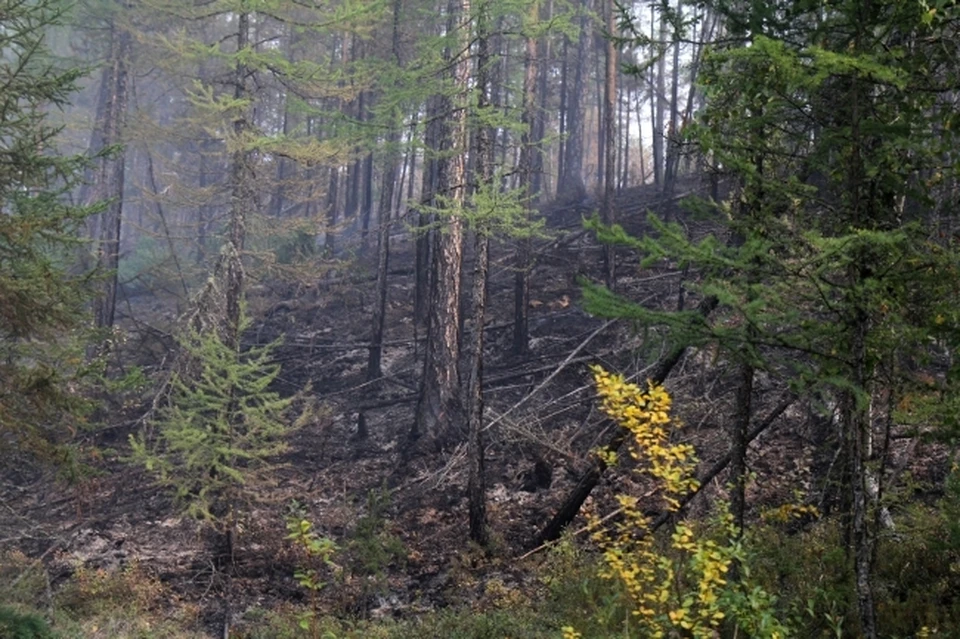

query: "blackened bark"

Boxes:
[367, 148, 397, 381]
[465, 5, 494, 546]
[601, 0, 617, 289]
[558, 0, 587, 200]
[513, 1, 540, 356]
[92, 22, 131, 330]
[324, 166, 339, 256]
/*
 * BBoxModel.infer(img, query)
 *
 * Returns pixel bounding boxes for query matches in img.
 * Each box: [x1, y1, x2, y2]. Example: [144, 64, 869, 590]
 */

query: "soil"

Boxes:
[1, 177, 946, 635]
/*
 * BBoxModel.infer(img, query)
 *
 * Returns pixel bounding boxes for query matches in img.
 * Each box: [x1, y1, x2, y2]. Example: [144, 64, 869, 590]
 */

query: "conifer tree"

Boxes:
[0, 0, 96, 462]
[130, 318, 307, 532]
[579, 2, 960, 635]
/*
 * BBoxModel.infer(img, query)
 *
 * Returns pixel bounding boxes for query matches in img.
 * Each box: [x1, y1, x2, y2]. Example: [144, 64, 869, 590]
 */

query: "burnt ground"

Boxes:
[1, 177, 948, 634]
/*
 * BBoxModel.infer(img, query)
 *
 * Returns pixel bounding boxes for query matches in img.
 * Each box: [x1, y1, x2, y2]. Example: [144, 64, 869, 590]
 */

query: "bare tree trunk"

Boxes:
[415, 93, 445, 328]
[652, 4, 665, 187]
[224, 11, 253, 348]
[558, 0, 588, 200]
[465, 3, 495, 545]
[513, 0, 540, 356]
[324, 166, 339, 256]
[662, 1, 682, 197]
[92, 21, 131, 330]
[367, 147, 398, 381]
[412, 0, 466, 449]
[368, 0, 404, 383]
[601, 0, 617, 289]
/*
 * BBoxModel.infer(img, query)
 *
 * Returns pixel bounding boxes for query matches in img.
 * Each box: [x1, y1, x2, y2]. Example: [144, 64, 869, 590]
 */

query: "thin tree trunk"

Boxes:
[558, 0, 587, 200]
[367, 147, 398, 381]
[513, 0, 540, 356]
[92, 21, 131, 330]
[652, 4, 665, 187]
[662, 1, 682, 197]
[465, 2, 495, 545]
[601, 0, 617, 289]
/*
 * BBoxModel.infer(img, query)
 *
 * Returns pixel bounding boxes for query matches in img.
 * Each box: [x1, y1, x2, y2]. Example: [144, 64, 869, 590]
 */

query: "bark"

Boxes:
[513, 0, 540, 356]
[557, 0, 588, 200]
[556, 36, 568, 192]
[466, 231, 489, 544]
[652, 4, 666, 187]
[414, 93, 446, 327]
[412, 0, 467, 449]
[324, 166, 339, 256]
[662, 1, 682, 198]
[601, 0, 617, 289]
[367, 144, 398, 381]
[91, 21, 131, 330]
[360, 145, 374, 253]
[465, 4, 494, 546]
[224, 11, 253, 348]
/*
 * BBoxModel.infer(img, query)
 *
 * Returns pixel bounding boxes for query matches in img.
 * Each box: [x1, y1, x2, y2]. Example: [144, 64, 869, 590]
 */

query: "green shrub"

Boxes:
[0, 606, 54, 639]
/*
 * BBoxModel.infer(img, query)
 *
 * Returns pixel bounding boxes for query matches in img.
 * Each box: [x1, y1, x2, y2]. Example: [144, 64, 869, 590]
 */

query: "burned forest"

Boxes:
[3, 0, 960, 637]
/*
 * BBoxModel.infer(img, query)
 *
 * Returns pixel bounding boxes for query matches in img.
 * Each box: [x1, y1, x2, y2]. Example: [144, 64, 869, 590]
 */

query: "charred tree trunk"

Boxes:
[367, 145, 398, 381]
[465, 4, 494, 546]
[557, 0, 587, 201]
[412, 0, 466, 449]
[513, 0, 541, 356]
[601, 0, 617, 289]
[414, 93, 446, 328]
[91, 21, 131, 330]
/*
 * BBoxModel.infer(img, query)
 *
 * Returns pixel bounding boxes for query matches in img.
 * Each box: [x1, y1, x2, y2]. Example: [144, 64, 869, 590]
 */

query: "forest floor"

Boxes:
[1, 178, 949, 637]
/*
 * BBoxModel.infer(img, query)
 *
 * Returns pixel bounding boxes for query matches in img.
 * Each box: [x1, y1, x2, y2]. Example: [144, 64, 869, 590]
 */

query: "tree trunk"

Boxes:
[412, 0, 467, 449]
[367, 145, 398, 381]
[652, 4, 666, 187]
[224, 11, 253, 348]
[601, 0, 617, 289]
[557, 0, 588, 200]
[91, 21, 131, 330]
[513, 0, 540, 356]
[465, 3, 495, 545]
[662, 1, 682, 198]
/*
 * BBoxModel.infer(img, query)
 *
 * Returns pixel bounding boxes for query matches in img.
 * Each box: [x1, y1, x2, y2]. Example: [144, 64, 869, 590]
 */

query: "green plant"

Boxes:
[0, 606, 54, 639]
[285, 506, 341, 635]
[130, 316, 311, 531]
[347, 487, 407, 579]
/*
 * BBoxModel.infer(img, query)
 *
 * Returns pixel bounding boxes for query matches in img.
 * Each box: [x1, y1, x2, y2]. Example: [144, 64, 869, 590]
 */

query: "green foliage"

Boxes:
[130, 317, 310, 528]
[0, 0, 98, 464]
[0, 607, 54, 639]
[347, 488, 407, 578]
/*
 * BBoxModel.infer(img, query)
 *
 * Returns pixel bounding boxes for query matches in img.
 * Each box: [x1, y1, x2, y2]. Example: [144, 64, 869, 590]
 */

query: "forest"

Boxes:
[2, 0, 960, 636]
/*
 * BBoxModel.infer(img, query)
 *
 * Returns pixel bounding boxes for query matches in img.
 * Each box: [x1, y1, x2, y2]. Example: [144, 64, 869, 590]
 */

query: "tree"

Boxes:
[0, 0, 96, 463]
[131, 321, 306, 533]
[574, 2, 960, 636]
